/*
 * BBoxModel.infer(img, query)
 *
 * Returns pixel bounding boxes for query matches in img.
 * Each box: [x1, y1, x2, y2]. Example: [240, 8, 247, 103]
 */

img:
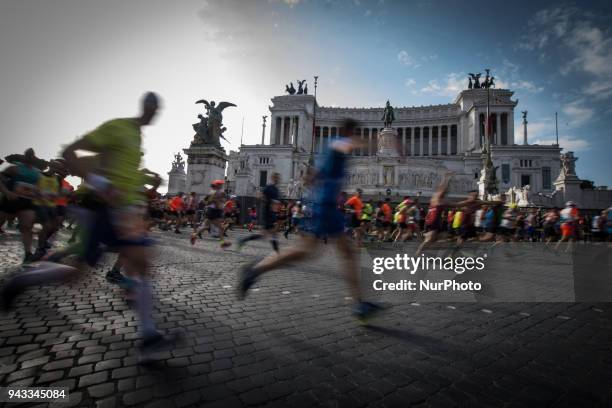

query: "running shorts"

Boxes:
[0, 197, 34, 214]
[35, 206, 56, 224]
[82, 206, 153, 266]
[206, 208, 223, 220]
[313, 205, 344, 237]
[560, 223, 574, 238]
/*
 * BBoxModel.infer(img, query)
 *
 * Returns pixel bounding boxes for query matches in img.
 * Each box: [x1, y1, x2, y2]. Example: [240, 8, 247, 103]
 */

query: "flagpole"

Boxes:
[240, 117, 244, 146]
[309, 75, 319, 166]
[555, 112, 559, 146]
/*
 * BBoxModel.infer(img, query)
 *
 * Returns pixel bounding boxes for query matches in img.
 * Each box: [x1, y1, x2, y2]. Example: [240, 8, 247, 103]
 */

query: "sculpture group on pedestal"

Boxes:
[191, 99, 237, 148]
[284, 80, 308, 95]
[171, 152, 185, 172]
[559, 152, 576, 177]
[480, 144, 499, 196]
[506, 185, 531, 207]
[285, 179, 303, 199]
[467, 69, 495, 90]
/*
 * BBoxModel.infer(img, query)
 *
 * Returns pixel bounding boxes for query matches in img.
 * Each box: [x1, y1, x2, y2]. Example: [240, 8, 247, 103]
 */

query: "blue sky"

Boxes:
[1, 0, 611, 187]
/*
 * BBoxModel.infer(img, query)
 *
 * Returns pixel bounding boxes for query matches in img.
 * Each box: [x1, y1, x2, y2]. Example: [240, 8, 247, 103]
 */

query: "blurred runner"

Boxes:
[237, 119, 383, 321]
[0, 148, 43, 262]
[191, 180, 231, 248]
[1, 93, 181, 360]
[237, 172, 281, 253]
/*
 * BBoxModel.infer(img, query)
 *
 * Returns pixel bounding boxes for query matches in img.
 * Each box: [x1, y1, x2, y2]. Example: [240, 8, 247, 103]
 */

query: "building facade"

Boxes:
[227, 87, 565, 200]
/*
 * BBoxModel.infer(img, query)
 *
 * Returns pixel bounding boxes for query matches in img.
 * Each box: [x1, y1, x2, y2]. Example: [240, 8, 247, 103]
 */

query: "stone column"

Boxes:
[318, 127, 323, 154]
[319, 126, 325, 153]
[522, 114, 528, 145]
[402, 128, 406, 156]
[509, 114, 515, 145]
[269, 116, 277, 145]
[447, 125, 452, 155]
[437, 126, 442, 156]
[428, 128, 432, 156]
[360, 128, 364, 156]
[496, 113, 502, 145]
[280, 117, 286, 145]
[419, 128, 424, 156]
[410, 128, 415, 156]
[368, 128, 373, 156]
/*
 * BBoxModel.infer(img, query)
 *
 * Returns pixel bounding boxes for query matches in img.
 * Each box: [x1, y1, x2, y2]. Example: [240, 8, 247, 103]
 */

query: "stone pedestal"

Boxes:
[167, 169, 186, 195]
[234, 171, 253, 196]
[477, 171, 488, 199]
[554, 175, 582, 201]
[183, 146, 227, 195]
[377, 127, 399, 157]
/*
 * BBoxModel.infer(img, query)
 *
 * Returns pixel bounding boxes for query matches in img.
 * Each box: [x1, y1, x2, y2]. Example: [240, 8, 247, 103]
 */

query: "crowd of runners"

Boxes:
[1, 93, 611, 362]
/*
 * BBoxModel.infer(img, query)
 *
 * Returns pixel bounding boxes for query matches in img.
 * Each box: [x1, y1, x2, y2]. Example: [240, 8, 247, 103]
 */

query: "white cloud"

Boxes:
[562, 101, 594, 126]
[511, 80, 544, 93]
[492, 60, 544, 93]
[397, 51, 437, 68]
[583, 79, 612, 100]
[404, 78, 416, 87]
[420, 72, 464, 97]
[520, 118, 590, 152]
[518, 6, 612, 99]
[397, 50, 420, 68]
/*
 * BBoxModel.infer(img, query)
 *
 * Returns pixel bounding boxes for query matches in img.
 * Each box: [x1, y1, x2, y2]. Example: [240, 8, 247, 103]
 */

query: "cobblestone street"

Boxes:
[1, 228, 611, 407]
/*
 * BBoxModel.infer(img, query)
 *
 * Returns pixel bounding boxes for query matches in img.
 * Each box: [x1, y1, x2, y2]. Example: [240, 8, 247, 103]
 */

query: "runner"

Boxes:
[185, 192, 198, 228]
[236, 172, 281, 253]
[380, 198, 393, 241]
[169, 193, 185, 234]
[360, 199, 374, 241]
[53, 160, 73, 233]
[542, 208, 559, 245]
[31, 161, 60, 260]
[344, 189, 364, 245]
[555, 201, 579, 251]
[247, 207, 257, 232]
[0, 148, 43, 262]
[191, 180, 231, 248]
[1, 92, 180, 359]
[237, 118, 383, 321]
[415, 172, 453, 255]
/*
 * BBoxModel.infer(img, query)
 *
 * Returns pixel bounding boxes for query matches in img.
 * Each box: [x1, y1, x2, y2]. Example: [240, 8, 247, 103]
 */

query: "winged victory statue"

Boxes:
[192, 99, 237, 148]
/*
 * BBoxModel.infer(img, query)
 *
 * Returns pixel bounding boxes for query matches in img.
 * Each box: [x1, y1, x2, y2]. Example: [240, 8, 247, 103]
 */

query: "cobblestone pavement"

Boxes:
[1, 227, 611, 407]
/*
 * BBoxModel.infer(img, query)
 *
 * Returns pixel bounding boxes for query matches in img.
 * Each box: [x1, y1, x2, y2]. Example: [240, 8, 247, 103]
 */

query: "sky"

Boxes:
[1, 0, 611, 189]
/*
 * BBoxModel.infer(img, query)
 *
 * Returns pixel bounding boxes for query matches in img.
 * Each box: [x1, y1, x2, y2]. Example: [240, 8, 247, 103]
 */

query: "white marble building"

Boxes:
[227, 87, 573, 202]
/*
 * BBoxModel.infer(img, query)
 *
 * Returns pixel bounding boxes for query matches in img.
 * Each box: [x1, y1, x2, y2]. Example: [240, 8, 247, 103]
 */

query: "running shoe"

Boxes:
[353, 301, 385, 324]
[1, 281, 20, 310]
[190, 233, 197, 246]
[105, 269, 125, 284]
[116, 275, 138, 291]
[30, 248, 47, 262]
[138, 331, 184, 364]
[236, 239, 245, 252]
[220, 241, 232, 249]
[22, 252, 36, 264]
[237, 263, 258, 300]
